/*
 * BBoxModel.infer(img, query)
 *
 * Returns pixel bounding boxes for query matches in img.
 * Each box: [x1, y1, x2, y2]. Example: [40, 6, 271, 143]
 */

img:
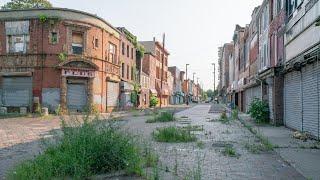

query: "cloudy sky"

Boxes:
[1, 0, 262, 90]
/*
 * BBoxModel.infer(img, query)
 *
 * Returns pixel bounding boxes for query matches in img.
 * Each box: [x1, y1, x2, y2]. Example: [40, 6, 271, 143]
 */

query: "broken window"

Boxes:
[72, 32, 84, 55]
[5, 21, 30, 53]
[50, 32, 58, 44]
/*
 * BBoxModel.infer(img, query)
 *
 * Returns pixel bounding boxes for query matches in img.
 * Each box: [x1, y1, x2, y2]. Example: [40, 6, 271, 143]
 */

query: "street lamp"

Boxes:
[212, 63, 216, 95]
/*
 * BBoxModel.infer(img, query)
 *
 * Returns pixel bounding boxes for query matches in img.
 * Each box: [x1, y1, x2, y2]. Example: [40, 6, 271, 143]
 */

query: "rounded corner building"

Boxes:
[0, 8, 122, 113]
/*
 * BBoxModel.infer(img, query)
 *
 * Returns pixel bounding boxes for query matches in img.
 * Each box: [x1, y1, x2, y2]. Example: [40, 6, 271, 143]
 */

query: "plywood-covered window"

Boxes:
[72, 32, 84, 55]
[5, 21, 30, 53]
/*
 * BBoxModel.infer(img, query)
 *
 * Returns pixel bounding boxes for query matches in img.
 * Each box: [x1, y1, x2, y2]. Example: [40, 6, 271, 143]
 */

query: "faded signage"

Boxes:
[62, 69, 95, 78]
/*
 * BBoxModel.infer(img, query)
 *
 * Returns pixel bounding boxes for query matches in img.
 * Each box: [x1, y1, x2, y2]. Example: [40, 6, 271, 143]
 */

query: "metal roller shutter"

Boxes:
[107, 82, 119, 107]
[302, 63, 319, 138]
[284, 71, 302, 131]
[268, 85, 273, 120]
[245, 86, 261, 112]
[2, 77, 32, 107]
[67, 83, 87, 111]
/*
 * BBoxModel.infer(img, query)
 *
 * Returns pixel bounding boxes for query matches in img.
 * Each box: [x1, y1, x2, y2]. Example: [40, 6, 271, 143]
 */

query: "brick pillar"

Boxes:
[88, 78, 94, 107]
[60, 76, 67, 112]
[273, 74, 284, 125]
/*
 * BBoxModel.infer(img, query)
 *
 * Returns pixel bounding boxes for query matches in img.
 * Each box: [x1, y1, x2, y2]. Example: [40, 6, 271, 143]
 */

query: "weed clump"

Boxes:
[146, 111, 175, 123]
[9, 117, 155, 179]
[153, 126, 197, 143]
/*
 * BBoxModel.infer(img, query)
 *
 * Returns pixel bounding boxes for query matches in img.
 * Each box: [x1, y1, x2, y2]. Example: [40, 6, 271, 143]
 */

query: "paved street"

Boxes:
[0, 105, 306, 179]
[123, 104, 305, 179]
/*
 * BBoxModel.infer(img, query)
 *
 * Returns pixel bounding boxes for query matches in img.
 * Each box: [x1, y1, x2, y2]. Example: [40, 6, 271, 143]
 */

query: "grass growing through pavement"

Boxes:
[146, 111, 175, 123]
[181, 125, 204, 132]
[153, 126, 197, 143]
[8, 116, 158, 179]
[222, 146, 237, 157]
[239, 117, 275, 153]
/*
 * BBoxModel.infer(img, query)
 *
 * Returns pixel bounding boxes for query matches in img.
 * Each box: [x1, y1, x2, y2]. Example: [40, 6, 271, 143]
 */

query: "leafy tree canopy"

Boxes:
[1, 0, 52, 10]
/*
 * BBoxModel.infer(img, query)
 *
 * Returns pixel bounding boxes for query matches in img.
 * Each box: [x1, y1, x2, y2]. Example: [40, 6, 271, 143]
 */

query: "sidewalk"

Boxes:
[239, 113, 320, 180]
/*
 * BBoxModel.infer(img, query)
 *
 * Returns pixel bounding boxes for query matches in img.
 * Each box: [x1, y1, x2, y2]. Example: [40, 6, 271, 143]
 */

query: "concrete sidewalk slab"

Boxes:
[239, 113, 320, 180]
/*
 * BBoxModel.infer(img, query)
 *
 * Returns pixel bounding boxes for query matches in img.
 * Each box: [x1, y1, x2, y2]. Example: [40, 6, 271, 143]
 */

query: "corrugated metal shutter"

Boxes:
[245, 86, 261, 112]
[268, 85, 274, 120]
[107, 82, 119, 107]
[2, 77, 32, 107]
[302, 63, 319, 138]
[42, 88, 60, 112]
[284, 71, 302, 131]
[67, 84, 87, 111]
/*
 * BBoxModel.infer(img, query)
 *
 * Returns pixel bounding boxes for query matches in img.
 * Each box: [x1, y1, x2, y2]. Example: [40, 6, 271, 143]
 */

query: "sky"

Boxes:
[1, 0, 263, 90]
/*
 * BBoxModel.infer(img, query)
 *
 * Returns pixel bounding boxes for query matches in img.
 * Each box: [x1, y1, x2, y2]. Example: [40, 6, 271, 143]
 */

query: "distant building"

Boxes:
[168, 66, 184, 104]
[140, 38, 170, 107]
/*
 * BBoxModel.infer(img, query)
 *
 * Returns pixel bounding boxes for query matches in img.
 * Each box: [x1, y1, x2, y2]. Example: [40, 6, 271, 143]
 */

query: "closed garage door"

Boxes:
[67, 83, 87, 112]
[302, 63, 319, 138]
[2, 77, 32, 107]
[107, 82, 119, 107]
[284, 71, 302, 131]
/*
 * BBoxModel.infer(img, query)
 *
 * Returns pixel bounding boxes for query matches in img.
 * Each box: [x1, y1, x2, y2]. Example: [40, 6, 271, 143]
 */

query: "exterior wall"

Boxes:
[118, 28, 137, 110]
[140, 40, 170, 107]
[0, 9, 121, 113]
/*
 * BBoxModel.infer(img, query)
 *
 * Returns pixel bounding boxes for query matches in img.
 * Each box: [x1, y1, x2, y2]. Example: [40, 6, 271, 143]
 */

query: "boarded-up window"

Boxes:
[72, 32, 83, 54]
[5, 21, 30, 53]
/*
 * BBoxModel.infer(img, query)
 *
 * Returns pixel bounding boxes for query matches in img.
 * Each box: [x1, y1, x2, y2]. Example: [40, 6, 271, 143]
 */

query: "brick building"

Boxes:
[140, 39, 170, 107]
[0, 8, 121, 113]
[117, 27, 136, 110]
[168, 66, 184, 104]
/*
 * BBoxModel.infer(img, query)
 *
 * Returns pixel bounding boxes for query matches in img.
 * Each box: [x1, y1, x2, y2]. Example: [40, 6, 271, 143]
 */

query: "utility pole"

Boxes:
[185, 64, 189, 105]
[212, 63, 216, 96]
[160, 33, 165, 108]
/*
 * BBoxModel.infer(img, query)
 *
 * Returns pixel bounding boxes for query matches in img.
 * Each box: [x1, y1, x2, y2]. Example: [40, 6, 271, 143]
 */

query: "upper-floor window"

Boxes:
[131, 66, 134, 80]
[5, 21, 30, 54]
[131, 48, 134, 59]
[127, 65, 130, 79]
[287, 0, 304, 18]
[127, 45, 130, 58]
[94, 38, 99, 48]
[72, 32, 84, 55]
[121, 63, 125, 78]
[108, 43, 116, 64]
[122, 42, 125, 55]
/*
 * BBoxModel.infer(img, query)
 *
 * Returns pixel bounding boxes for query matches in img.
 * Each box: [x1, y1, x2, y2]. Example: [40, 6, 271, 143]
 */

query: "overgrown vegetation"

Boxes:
[219, 111, 232, 124]
[248, 98, 269, 123]
[181, 125, 204, 132]
[152, 126, 197, 143]
[239, 117, 275, 153]
[8, 116, 158, 179]
[146, 111, 175, 123]
[58, 52, 67, 62]
[231, 108, 238, 120]
[149, 95, 159, 107]
[222, 146, 237, 157]
[39, 14, 48, 23]
[1, 0, 52, 10]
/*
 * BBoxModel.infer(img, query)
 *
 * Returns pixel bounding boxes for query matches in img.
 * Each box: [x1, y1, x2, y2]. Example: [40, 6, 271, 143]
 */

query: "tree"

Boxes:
[1, 0, 52, 10]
